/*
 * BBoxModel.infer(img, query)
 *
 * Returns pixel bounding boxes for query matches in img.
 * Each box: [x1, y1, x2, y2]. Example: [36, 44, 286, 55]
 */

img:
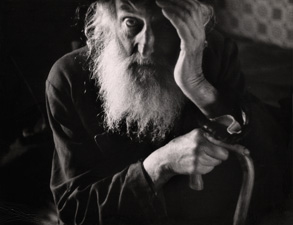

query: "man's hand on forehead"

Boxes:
[155, 0, 221, 119]
[156, 0, 209, 52]
[155, 0, 210, 98]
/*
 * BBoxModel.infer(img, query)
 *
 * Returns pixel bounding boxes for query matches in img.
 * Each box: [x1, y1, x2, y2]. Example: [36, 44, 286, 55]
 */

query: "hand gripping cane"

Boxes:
[189, 134, 255, 225]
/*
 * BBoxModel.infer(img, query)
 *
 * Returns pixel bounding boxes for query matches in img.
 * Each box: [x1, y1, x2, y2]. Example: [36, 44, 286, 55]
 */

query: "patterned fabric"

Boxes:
[215, 0, 293, 49]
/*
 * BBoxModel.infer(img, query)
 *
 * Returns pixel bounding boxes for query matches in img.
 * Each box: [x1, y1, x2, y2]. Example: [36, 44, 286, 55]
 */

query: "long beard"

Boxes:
[91, 38, 185, 141]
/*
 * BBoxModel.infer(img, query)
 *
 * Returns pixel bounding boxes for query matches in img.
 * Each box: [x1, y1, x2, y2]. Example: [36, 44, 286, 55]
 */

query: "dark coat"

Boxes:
[46, 31, 286, 225]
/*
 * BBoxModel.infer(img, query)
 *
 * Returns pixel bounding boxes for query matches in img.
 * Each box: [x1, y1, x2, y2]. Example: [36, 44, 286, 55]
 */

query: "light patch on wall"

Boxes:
[216, 0, 293, 48]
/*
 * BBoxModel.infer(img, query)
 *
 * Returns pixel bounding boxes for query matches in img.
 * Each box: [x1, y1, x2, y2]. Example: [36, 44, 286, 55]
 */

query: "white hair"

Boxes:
[84, 1, 186, 141]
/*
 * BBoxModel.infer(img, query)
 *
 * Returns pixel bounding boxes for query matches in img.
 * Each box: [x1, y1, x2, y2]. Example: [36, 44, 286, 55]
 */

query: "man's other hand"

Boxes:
[143, 129, 229, 191]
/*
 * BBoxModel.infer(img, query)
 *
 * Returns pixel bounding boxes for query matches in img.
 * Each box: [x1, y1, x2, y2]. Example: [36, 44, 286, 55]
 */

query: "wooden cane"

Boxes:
[189, 138, 254, 225]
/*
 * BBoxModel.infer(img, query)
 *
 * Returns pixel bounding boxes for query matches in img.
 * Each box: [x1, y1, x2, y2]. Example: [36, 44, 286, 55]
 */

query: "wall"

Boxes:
[216, 0, 293, 49]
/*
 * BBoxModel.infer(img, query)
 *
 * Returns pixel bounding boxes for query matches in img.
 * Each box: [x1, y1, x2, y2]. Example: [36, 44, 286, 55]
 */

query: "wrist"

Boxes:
[179, 76, 218, 107]
[143, 148, 174, 191]
[175, 70, 205, 92]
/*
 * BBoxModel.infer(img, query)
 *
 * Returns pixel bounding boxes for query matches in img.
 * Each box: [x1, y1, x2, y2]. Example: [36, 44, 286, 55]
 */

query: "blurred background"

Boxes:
[0, 0, 292, 224]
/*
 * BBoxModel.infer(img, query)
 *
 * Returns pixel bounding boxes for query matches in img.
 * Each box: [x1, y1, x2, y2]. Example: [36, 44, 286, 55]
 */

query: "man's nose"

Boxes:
[137, 27, 155, 58]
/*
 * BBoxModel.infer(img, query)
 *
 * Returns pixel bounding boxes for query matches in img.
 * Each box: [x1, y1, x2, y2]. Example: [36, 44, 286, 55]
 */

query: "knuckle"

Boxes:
[191, 129, 202, 141]
[191, 128, 199, 136]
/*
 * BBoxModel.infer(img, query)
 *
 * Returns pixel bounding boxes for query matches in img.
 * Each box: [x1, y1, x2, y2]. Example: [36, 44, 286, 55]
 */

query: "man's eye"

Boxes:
[124, 18, 139, 28]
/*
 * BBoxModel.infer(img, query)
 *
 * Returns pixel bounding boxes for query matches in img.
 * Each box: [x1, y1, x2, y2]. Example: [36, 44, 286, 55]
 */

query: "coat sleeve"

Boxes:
[45, 55, 166, 225]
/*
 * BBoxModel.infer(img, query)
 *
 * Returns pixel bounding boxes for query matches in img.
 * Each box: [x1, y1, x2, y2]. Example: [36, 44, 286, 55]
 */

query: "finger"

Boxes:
[156, 0, 192, 28]
[157, 0, 199, 19]
[182, 0, 213, 27]
[156, 0, 203, 39]
[160, 8, 205, 50]
[203, 132, 250, 156]
[199, 3, 214, 26]
[195, 164, 214, 175]
[201, 141, 229, 161]
[160, 8, 194, 44]
[165, 0, 205, 25]
[156, 0, 188, 15]
[156, 0, 203, 30]
[198, 152, 222, 166]
[164, 0, 201, 12]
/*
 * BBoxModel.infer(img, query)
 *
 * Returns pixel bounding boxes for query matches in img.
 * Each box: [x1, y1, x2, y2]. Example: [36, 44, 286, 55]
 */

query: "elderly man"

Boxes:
[46, 0, 285, 224]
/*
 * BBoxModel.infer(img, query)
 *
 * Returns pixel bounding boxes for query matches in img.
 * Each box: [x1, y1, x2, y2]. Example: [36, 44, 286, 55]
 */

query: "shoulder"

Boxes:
[47, 46, 89, 91]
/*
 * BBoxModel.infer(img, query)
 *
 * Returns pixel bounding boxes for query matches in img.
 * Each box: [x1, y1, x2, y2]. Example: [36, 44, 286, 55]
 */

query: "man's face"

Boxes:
[114, 0, 180, 67]
[88, 0, 185, 141]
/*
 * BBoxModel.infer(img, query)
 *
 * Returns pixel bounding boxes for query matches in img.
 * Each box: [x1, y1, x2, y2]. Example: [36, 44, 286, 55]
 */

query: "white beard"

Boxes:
[92, 38, 186, 141]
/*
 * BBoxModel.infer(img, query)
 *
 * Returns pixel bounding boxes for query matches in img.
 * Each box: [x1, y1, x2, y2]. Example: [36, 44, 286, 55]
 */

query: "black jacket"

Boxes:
[46, 31, 285, 225]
